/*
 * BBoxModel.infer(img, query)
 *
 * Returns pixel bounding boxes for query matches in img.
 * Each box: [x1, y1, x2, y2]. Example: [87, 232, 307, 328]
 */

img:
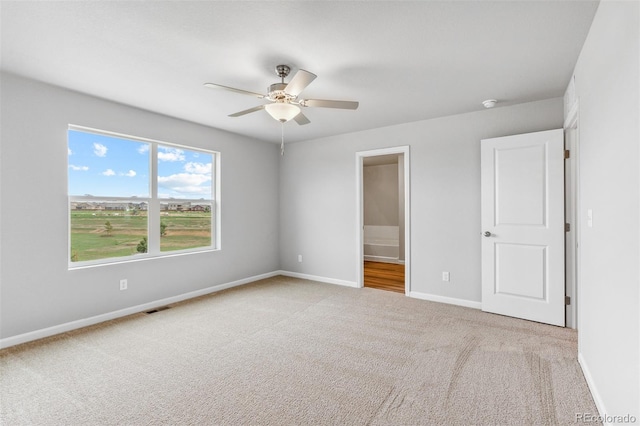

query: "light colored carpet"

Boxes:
[1, 276, 598, 425]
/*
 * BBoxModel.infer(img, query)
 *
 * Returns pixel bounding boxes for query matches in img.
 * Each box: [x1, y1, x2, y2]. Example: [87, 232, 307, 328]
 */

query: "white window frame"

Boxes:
[68, 125, 220, 269]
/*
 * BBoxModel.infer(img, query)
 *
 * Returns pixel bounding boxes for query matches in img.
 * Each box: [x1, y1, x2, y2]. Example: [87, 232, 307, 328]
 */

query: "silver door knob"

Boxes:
[483, 231, 492, 237]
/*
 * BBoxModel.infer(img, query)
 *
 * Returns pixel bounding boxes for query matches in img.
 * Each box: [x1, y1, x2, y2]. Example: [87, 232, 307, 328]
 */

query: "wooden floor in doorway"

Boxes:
[364, 261, 405, 294]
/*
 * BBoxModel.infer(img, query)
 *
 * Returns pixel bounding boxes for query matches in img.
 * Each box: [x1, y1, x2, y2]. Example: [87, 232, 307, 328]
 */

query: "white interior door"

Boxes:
[481, 129, 565, 326]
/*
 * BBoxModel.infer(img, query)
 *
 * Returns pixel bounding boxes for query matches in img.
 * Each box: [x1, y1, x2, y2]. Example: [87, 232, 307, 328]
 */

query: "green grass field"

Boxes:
[70, 210, 212, 262]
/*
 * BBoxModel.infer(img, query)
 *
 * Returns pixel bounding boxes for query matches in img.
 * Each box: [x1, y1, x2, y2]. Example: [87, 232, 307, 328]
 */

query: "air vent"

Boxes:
[145, 306, 171, 314]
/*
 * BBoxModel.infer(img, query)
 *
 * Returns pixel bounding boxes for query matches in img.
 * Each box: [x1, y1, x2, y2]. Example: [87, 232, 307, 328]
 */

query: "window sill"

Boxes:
[68, 247, 220, 270]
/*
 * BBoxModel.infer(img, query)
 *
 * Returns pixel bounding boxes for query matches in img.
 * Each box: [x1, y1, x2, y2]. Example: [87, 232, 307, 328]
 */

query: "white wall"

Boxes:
[0, 72, 280, 341]
[279, 98, 563, 301]
[571, 0, 639, 418]
[364, 163, 399, 226]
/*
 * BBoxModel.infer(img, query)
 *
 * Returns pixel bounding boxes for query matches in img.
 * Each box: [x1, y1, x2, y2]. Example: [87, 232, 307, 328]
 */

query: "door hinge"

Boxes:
[565, 296, 571, 305]
[565, 223, 570, 232]
[564, 149, 570, 159]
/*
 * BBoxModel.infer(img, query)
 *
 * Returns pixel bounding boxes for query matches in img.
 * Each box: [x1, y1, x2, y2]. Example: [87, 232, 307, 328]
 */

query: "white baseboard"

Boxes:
[0, 271, 280, 350]
[278, 273, 478, 309]
[363, 255, 403, 264]
[278, 273, 482, 315]
[278, 270, 359, 288]
[578, 352, 608, 422]
[409, 291, 481, 310]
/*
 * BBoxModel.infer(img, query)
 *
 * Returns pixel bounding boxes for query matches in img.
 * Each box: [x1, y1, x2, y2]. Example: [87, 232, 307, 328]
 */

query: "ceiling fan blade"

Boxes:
[285, 69, 317, 97]
[293, 111, 311, 125]
[301, 99, 359, 110]
[228, 105, 265, 117]
[204, 83, 265, 99]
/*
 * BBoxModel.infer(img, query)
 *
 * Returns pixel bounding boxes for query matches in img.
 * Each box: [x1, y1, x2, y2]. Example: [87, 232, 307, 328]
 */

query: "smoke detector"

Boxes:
[482, 99, 497, 108]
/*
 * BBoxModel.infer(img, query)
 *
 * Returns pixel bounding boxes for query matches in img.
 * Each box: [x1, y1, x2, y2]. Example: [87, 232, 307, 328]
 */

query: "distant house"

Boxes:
[167, 202, 190, 211]
[132, 202, 148, 211]
[103, 202, 127, 211]
[72, 202, 91, 210]
[72, 202, 101, 210]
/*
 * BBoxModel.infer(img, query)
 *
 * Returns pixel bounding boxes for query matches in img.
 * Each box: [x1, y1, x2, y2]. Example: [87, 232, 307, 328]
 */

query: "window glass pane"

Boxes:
[160, 202, 213, 252]
[68, 130, 149, 197]
[157, 146, 213, 200]
[68, 127, 218, 266]
[70, 201, 148, 262]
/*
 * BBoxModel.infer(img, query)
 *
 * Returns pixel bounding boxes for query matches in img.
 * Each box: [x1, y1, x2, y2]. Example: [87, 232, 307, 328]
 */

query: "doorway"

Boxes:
[356, 146, 410, 294]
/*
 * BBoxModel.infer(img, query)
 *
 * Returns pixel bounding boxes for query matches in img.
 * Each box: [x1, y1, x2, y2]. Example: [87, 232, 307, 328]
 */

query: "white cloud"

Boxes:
[102, 169, 116, 176]
[137, 144, 149, 154]
[93, 143, 108, 157]
[158, 172, 211, 194]
[69, 164, 88, 171]
[123, 170, 136, 177]
[184, 162, 212, 174]
[68, 148, 73, 156]
[158, 147, 185, 162]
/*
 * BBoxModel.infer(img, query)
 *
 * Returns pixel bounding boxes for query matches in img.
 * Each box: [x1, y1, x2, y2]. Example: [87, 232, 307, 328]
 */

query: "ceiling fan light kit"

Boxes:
[265, 102, 301, 123]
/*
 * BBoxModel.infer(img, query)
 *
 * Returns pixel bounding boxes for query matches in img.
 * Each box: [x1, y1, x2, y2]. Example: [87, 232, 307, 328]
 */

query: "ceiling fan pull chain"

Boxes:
[281, 122, 285, 156]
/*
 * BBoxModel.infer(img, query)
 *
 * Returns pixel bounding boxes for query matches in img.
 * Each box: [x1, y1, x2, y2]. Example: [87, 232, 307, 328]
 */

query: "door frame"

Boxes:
[356, 146, 411, 294]
[564, 101, 580, 329]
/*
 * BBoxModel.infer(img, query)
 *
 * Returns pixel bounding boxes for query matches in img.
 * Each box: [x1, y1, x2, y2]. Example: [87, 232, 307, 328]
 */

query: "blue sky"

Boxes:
[68, 130, 213, 199]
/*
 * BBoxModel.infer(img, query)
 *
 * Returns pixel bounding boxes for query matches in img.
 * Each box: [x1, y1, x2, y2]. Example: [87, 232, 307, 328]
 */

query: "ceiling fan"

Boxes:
[204, 65, 359, 125]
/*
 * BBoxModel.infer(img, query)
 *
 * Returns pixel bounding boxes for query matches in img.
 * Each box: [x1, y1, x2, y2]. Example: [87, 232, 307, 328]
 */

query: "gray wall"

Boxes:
[571, 1, 639, 417]
[279, 98, 563, 300]
[0, 72, 280, 339]
[363, 163, 399, 226]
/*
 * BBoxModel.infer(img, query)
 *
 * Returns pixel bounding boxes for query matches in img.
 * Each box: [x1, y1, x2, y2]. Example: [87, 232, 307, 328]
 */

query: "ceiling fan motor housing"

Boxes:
[275, 64, 291, 79]
[268, 82, 294, 102]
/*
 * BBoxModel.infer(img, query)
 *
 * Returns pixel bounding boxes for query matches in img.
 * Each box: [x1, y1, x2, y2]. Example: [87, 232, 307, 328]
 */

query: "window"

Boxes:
[68, 126, 218, 267]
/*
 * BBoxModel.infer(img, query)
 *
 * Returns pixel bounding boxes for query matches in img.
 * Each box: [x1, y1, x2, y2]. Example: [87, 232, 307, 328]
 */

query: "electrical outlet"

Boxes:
[120, 279, 128, 291]
[297, 254, 303, 263]
[442, 272, 450, 282]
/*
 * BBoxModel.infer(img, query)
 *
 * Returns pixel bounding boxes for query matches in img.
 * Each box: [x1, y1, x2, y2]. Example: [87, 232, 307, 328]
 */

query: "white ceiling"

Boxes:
[0, 1, 598, 144]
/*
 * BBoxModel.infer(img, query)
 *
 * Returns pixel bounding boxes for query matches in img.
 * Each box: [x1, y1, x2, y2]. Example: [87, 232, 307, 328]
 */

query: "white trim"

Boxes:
[214, 150, 222, 250]
[564, 101, 580, 330]
[68, 247, 219, 271]
[0, 271, 280, 349]
[356, 146, 411, 295]
[564, 101, 579, 129]
[409, 291, 482, 310]
[363, 255, 403, 264]
[278, 270, 358, 288]
[578, 352, 607, 422]
[148, 143, 160, 256]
